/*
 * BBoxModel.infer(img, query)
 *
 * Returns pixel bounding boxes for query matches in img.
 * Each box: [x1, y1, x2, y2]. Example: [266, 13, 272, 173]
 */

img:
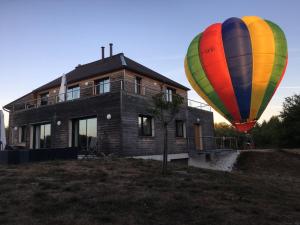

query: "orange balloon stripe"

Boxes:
[199, 23, 241, 122]
[242, 16, 276, 120]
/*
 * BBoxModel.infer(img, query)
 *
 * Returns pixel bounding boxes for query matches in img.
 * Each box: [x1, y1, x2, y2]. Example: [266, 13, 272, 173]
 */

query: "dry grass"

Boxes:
[0, 150, 299, 225]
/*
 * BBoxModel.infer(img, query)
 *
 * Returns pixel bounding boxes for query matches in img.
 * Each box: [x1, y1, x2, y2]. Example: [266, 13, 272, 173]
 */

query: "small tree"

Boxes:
[151, 92, 184, 174]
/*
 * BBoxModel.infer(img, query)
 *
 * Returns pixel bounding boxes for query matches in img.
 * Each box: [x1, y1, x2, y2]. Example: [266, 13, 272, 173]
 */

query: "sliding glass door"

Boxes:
[34, 123, 51, 149]
[72, 117, 97, 151]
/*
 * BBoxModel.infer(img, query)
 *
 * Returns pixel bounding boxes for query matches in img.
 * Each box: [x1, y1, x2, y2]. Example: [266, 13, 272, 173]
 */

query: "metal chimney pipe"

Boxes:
[101, 46, 105, 59]
[109, 43, 113, 57]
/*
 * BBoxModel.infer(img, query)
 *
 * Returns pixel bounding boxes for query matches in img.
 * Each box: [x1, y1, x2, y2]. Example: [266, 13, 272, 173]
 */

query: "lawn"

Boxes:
[0, 150, 299, 225]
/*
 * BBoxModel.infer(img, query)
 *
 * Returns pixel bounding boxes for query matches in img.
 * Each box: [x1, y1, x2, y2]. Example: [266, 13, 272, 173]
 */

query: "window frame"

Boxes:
[165, 87, 175, 102]
[72, 116, 97, 151]
[33, 123, 51, 149]
[18, 125, 26, 143]
[175, 120, 185, 138]
[135, 77, 142, 94]
[67, 85, 80, 101]
[138, 115, 153, 137]
[40, 92, 49, 106]
[95, 77, 110, 95]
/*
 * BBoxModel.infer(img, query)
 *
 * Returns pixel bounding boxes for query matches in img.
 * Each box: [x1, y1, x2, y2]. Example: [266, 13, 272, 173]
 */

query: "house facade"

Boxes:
[3, 50, 214, 157]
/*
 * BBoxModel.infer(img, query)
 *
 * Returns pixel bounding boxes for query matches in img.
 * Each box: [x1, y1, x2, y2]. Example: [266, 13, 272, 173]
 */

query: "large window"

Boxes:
[67, 85, 80, 101]
[34, 123, 51, 149]
[40, 92, 49, 105]
[72, 117, 97, 150]
[165, 87, 175, 102]
[138, 115, 153, 136]
[95, 78, 110, 95]
[175, 120, 185, 138]
[135, 77, 142, 94]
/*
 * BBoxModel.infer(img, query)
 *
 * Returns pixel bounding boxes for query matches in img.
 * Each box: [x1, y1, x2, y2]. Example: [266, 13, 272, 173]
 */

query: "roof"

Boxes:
[4, 53, 189, 109]
[34, 53, 189, 92]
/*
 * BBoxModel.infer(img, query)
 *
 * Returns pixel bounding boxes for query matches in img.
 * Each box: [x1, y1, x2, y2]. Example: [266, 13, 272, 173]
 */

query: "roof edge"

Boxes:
[3, 92, 33, 111]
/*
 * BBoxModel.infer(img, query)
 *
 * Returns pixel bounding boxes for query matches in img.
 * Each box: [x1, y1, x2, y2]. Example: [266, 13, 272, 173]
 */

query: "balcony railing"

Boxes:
[10, 79, 211, 112]
[187, 99, 211, 111]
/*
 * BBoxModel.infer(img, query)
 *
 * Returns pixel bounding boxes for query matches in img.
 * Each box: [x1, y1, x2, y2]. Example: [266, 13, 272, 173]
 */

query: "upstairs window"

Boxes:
[40, 92, 49, 105]
[67, 85, 80, 101]
[165, 87, 175, 102]
[95, 78, 110, 94]
[26, 103, 35, 109]
[138, 115, 153, 136]
[135, 77, 142, 94]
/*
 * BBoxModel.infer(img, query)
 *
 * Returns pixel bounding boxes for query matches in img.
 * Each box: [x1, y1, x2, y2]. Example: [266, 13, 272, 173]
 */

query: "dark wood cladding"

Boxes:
[186, 107, 215, 151]
[120, 92, 214, 156]
[10, 93, 121, 154]
[7, 68, 214, 156]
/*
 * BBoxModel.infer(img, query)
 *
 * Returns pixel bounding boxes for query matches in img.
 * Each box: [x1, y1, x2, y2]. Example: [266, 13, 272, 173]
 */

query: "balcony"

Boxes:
[9, 79, 211, 112]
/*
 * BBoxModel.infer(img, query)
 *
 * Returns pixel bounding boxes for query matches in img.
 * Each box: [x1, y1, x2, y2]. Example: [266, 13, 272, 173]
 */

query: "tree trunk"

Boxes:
[162, 123, 168, 175]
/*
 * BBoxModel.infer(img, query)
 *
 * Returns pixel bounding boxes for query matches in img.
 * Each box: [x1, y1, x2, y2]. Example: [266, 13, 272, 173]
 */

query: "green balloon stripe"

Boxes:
[186, 34, 233, 121]
[257, 20, 288, 118]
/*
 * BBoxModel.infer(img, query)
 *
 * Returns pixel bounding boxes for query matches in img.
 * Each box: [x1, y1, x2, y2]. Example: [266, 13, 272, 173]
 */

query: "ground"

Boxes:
[0, 150, 299, 225]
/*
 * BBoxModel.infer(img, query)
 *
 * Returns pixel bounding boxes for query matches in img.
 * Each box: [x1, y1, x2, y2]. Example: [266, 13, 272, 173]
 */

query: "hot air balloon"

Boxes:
[185, 16, 288, 132]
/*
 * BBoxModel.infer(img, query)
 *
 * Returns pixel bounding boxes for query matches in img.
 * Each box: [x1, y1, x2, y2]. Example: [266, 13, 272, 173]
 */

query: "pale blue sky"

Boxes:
[1, 0, 300, 126]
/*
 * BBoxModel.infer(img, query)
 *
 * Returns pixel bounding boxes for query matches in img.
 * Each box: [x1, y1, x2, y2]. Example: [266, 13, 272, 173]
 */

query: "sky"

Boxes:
[0, 0, 300, 127]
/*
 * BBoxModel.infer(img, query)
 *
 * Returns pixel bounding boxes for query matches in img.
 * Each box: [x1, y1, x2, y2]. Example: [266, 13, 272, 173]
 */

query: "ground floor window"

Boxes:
[175, 120, 185, 138]
[19, 125, 26, 143]
[34, 123, 51, 149]
[138, 115, 153, 136]
[72, 117, 97, 150]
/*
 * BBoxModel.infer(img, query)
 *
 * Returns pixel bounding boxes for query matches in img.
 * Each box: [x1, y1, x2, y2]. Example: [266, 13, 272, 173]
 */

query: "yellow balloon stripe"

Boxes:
[184, 57, 227, 119]
[242, 16, 275, 120]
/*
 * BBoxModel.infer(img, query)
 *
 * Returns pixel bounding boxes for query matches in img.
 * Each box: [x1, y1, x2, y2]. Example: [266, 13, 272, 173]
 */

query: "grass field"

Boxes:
[0, 150, 299, 225]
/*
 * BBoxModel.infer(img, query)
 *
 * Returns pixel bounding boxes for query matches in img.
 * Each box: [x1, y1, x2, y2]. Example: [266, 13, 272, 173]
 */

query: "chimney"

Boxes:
[109, 43, 113, 57]
[101, 46, 105, 59]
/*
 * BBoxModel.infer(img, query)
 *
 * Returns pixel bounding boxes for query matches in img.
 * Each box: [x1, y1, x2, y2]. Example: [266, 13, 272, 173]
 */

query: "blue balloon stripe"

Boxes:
[222, 17, 253, 120]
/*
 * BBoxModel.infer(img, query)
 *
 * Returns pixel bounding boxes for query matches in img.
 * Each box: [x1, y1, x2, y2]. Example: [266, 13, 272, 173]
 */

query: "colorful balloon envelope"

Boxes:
[185, 16, 288, 132]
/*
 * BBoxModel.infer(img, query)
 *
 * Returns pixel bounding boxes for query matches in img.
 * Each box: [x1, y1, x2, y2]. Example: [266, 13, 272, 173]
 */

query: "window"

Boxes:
[34, 123, 51, 149]
[72, 117, 97, 150]
[95, 78, 110, 94]
[165, 88, 175, 102]
[135, 77, 142, 94]
[26, 103, 35, 109]
[175, 120, 185, 138]
[40, 92, 49, 105]
[19, 126, 26, 143]
[67, 85, 80, 101]
[138, 115, 153, 136]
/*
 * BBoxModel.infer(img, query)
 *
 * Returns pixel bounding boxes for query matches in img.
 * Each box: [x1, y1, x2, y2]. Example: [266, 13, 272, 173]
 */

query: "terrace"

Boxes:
[8, 79, 211, 113]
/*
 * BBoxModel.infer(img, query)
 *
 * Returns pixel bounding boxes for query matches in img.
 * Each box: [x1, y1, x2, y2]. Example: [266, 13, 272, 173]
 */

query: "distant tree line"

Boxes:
[214, 93, 300, 149]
